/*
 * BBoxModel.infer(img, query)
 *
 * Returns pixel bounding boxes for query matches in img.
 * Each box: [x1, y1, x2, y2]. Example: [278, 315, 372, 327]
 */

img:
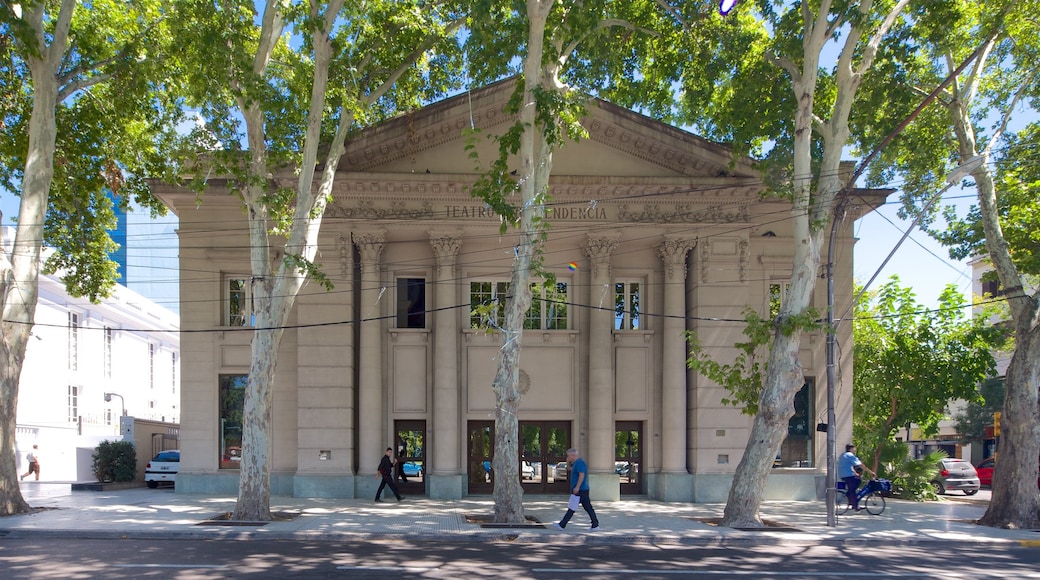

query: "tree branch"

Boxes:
[560, 19, 659, 66]
[57, 72, 115, 101]
[985, 67, 1039, 155]
[361, 17, 465, 107]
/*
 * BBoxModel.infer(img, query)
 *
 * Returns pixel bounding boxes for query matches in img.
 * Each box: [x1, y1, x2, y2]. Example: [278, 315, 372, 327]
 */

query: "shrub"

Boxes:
[870, 441, 943, 501]
[92, 440, 137, 482]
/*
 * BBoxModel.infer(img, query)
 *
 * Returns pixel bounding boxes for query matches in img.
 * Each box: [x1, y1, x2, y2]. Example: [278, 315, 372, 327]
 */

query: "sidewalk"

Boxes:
[4, 482, 1039, 547]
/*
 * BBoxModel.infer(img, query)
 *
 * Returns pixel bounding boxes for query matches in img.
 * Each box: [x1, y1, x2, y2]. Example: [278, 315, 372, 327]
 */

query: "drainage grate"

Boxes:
[466, 514, 545, 528]
[197, 511, 300, 526]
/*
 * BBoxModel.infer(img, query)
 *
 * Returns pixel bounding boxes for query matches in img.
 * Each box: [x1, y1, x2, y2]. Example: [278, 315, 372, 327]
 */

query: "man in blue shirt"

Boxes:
[551, 448, 600, 531]
[837, 444, 874, 511]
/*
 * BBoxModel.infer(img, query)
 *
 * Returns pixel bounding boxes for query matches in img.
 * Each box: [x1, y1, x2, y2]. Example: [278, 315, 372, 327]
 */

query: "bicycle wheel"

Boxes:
[833, 490, 851, 515]
[863, 492, 885, 515]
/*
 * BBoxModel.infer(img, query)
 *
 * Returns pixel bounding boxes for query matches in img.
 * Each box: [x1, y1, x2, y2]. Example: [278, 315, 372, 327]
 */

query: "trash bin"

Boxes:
[815, 475, 828, 501]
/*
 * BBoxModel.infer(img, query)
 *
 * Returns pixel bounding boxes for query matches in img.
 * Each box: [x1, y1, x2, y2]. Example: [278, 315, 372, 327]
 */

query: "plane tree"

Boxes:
[462, 0, 665, 523]
[0, 0, 182, 516]
[171, 0, 464, 521]
[851, 0, 1039, 528]
[657, 0, 913, 527]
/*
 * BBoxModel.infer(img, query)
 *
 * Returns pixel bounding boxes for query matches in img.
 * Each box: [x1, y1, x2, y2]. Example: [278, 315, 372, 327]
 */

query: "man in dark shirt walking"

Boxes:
[375, 447, 403, 502]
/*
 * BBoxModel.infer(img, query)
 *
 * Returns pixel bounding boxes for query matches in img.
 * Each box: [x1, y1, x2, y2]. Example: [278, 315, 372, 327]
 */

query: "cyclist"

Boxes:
[838, 444, 875, 511]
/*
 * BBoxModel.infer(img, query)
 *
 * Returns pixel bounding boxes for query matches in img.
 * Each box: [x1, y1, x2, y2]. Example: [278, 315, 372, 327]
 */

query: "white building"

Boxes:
[8, 228, 180, 481]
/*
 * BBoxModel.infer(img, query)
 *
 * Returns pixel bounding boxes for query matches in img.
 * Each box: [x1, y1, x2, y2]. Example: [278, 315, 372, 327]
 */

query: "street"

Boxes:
[2, 537, 1038, 579]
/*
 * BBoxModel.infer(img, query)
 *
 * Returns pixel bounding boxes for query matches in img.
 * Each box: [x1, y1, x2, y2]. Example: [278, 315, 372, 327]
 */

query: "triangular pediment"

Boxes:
[341, 78, 759, 181]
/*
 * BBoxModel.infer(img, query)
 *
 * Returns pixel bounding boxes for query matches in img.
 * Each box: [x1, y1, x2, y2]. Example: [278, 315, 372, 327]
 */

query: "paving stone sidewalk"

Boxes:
[4, 483, 1039, 548]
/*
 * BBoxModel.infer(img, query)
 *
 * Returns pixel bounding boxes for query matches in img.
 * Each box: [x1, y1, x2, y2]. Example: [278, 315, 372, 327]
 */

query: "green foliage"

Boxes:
[0, 0, 186, 301]
[884, 445, 944, 502]
[853, 277, 1002, 455]
[954, 377, 1005, 443]
[91, 440, 137, 483]
[686, 307, 821, 416]
[936, 124, 1040, 276]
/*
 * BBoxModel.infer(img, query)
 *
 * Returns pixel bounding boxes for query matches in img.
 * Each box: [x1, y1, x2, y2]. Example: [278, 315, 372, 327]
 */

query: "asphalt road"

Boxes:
[2, 537, 1038, 579]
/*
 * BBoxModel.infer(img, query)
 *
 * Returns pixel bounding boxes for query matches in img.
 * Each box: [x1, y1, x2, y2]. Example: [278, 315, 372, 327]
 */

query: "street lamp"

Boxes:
[104, 392, 126, 417]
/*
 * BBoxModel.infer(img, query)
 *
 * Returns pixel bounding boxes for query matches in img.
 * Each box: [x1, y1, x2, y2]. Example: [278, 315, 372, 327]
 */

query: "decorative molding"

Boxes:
[701, 241, 711, 283]
[583, 234, 620, 279]
[327, 200, 434, 220]
[352, 230, 385, 272]
[658, 236, 695, 281]
[739, 239, 750, 283]
[429, 231, 463, 276]
[586, 118, 732, 177]
[617, 203, 750, 224]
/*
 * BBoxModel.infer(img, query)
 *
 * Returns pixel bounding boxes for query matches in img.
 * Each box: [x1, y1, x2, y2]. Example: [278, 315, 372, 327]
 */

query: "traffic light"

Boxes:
[994, 411, 1001, 436]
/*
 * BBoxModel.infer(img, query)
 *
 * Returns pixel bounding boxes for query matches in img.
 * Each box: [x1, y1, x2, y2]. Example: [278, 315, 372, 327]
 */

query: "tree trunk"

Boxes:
[980, 327, 1040, 529]
[0, 7, 67, 515]
[949, 95, 1040, 529]
[489, 0, 556, 524]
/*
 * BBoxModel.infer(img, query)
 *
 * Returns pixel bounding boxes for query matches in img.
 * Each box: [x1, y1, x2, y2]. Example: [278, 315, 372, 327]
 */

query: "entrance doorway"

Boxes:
[616, 421, 642, 495]
[394, 420, 425, 496]
[520, 421, 571, 494]
[466, 420, 571, 494]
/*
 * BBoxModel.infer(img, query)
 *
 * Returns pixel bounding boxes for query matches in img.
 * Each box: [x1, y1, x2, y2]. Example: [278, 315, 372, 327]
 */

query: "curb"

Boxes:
[1, 526, 1035, 549]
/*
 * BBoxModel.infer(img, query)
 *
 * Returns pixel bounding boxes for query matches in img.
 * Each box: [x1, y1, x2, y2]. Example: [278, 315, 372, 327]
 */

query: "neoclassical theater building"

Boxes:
[155, 79, 883, 502]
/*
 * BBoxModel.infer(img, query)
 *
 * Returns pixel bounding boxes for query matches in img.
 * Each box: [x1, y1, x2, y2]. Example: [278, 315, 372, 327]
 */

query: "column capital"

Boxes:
[429, 230, 463, 268]
[658, 236, 695, 281]
[353, 230, 385, 263]
[584, 233, 620, 280]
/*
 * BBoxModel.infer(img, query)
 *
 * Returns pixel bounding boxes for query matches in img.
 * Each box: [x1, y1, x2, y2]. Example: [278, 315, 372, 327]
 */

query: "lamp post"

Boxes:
[104, 392, 126, 417]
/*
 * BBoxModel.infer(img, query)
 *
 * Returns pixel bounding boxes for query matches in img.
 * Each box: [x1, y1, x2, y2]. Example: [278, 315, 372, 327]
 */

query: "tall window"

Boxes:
[528, 281, 568, 330]
[396, 278, 426, 328]
[614, 281, 641, 330]
[769, 281, 791, 318]
[470, 280, 569, 330]
[470, 281, 509, 328]
[219, 374, 247, 469]
[149, 344, 155, 389]
[171, 352, 178, 394]
[67, 385, 79, 423]
[67, 312, 79, 370]
[103, 327, 113, 378]
[226, 277, 254, 326]
[778, 379, 814, 467]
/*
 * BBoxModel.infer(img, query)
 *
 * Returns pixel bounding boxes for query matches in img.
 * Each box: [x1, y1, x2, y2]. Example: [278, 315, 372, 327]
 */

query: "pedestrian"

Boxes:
[397, 445, 409, 482]
[551, 447, 600, 531]
[837, 443, 875, 511]
[21, 444, 40, 481]
[375, 447, 403, 502]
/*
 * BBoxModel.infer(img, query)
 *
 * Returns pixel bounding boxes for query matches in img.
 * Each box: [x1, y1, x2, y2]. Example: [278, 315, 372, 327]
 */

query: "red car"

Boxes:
[975, 457, 994, 486]
[975, 457, 1040, 488]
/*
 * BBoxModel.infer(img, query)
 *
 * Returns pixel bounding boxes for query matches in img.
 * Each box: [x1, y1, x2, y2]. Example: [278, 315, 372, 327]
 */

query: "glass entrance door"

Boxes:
[394, 420, 426, 495]
[467, 421, 494, 494]
[520, 421, 570, 494]
[616, 421, 642, 494]
[467, 420, 571, 494]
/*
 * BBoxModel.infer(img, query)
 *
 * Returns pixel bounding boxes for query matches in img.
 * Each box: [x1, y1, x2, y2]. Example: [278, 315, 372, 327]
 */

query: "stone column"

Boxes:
[429, 231, 463, 499]
[585, 234, 620, 501]
[354, 230, 385, 497]
[658, 235, 694, 501]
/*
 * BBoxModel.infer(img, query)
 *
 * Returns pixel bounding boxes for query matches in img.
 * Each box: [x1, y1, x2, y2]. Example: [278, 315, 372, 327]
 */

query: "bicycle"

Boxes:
[834, 478, 891, 515]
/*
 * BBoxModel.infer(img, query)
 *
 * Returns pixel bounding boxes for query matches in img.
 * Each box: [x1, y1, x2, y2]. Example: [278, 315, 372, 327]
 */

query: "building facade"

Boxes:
[9, 229, 181, 481]
[155, 81, 881, 502]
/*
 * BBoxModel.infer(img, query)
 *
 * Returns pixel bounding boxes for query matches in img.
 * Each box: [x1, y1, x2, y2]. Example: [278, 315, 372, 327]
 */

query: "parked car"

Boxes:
[931, 458, 980, 495]
[975, 457, 994, 487]
[145, 450, 179, 488]
[555, 461, 568, 480]
[401, 461, 423, 478]
[974, 457, 1040, 488]
[521, 461, 535, 480]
